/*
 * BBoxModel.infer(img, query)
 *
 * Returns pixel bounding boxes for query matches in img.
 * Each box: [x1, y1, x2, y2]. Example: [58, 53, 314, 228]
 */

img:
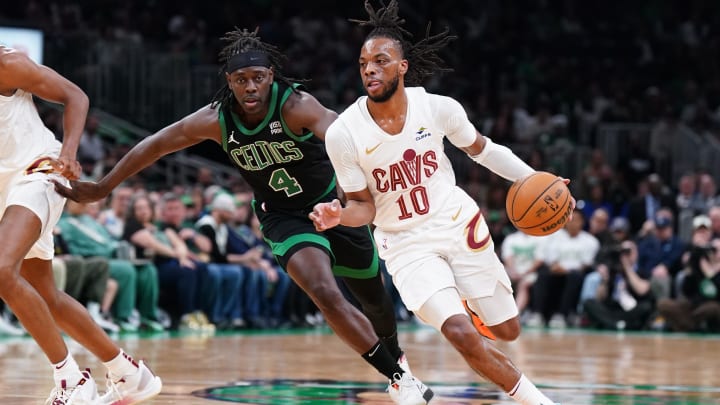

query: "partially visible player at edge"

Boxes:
[54, 28, 434, 404]
[309, 1, 573, 404]
[0, 45, 160, 404]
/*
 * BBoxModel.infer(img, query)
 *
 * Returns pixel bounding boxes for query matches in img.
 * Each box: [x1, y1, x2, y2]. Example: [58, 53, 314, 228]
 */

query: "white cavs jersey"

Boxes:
[326, 87, 478, 232]
[0, 89, 62, 175]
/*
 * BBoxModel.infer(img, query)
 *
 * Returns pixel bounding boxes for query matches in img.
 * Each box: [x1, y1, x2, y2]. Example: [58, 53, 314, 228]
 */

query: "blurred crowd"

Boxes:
[2, 0, 720, 138]
[2, 1, 720, 336]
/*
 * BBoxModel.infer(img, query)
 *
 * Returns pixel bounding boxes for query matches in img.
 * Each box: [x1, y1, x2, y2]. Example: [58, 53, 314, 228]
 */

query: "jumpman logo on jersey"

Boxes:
[228, 131, 240, 144]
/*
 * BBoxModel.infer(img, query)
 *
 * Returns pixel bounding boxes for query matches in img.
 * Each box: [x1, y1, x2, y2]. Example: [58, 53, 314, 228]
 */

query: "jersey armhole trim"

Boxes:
[218, 108, 229, 152]
[279, 83, 314, 142]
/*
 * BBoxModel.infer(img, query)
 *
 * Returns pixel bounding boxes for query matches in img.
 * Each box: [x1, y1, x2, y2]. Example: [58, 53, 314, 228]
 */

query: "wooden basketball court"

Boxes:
[1, 325, 718, 404]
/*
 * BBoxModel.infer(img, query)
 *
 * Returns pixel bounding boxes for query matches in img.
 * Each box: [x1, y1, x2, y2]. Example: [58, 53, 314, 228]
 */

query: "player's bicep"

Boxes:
[284, 92, 338, 140]
[11, 58, 87, 106]
[325, 125, 367, 192]
[433, 95, 477, 149]
[152, 106, 221, 153]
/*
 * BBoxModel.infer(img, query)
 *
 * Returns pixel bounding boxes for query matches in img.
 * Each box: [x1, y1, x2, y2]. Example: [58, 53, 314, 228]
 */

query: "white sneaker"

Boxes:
[522, 311, 544, 328]
[397, 353, 412, 374]
[45, 370, 99, 405]
[99, 360, 162, 405]
[388, 372, 434, 405]
[548, 314, 567, 329]
[87, 303, 120, 333]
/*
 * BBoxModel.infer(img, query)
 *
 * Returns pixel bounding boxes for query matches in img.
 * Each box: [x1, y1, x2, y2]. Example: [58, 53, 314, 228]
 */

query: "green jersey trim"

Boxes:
[265, 233, 333, 258]
[219, 108, 229, 152]
[306, 175, 337, 207]
[230, 82, 280, 136]
[264, 230, 379, 279]
[279, 84, 315, 142]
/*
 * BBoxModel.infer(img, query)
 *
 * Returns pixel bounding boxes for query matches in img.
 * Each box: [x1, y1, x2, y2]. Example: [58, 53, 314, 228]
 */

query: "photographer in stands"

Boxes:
[581, 240, 655, 330]
[657, 228, 720, 333]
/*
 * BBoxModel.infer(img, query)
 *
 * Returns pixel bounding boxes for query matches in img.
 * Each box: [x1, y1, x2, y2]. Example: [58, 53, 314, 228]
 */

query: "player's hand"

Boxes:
[309, 199, 342, 231]
[561, 177, 576, 221]
[53, 179, 107, 203]
[50, 156, 82, 180]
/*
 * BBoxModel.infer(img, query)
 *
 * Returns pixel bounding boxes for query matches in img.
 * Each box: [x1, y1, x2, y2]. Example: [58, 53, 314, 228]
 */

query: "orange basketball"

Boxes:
[505, 171, 572, 236]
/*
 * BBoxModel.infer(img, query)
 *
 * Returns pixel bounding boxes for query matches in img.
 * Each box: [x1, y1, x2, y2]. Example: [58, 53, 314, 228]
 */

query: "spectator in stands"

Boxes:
[587, 207, 613, 246]
[709, 205, 720, 239]
[501, 230, 546, 326]
[78, 114, 106, 179]
[533, 209, 600, 327]
[98, 185, 133, 240]
[195, 192, 256, 329]
[658, 237, 720, 332]
[123, 193, 208, 332]
[581, 240, 655, 330]
[627, 173, 675, 236]
[53, 229, 119, 333]
[57, 199, 152, 332]
[675, 173, 705, 243]
[239, 213, 292, 328]
[698, 174, 720, 212]
[157, 192, 240, 331]
[636, 213, 686, 302]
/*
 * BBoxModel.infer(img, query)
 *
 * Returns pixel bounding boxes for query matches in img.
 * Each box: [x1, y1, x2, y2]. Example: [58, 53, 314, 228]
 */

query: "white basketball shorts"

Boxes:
[0, 169, 67, 260]
[374, 191, 515, 326]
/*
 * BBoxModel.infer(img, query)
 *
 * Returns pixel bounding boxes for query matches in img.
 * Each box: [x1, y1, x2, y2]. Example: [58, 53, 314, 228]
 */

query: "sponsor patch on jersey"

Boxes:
[415, 126, 432, 141]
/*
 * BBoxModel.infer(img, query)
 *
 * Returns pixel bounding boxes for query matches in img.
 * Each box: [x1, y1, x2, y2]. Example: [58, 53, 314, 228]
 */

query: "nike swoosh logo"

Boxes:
[365, 143, 382, 154]
[452, 206, 462, 221]
[367, 344, 381, 357]
[55, 360, 68, 370]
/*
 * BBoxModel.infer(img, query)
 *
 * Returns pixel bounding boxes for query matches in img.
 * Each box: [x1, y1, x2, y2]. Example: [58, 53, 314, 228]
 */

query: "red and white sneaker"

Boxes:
[99, 360, 162, 405]
[388, 372, 434, 405]
[45, 370, 99, 405]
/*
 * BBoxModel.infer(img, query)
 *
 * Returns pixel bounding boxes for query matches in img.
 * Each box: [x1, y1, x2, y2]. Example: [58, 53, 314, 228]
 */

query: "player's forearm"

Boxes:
[97, 134, 168, 195]
[339, 200, 376, 228]
[469, 137, 534, 182]
[59, 89, 90, 159]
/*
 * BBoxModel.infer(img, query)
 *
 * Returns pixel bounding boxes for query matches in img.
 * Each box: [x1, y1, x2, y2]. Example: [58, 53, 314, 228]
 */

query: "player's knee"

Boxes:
[492, 318, 521, 341]
[306, 282, 345, 310]
[442, 315, 481, 349]
[0, 263, 22, 296]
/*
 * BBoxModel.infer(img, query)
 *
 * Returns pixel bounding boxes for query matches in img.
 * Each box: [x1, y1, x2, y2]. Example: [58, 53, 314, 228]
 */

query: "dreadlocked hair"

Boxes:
[350, 0, 456, 86]
[211, 27, 301, 109]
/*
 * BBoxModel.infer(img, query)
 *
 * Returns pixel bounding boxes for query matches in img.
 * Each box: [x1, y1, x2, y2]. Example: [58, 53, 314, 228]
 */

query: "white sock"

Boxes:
[52, 353, 83, 387]
[508, 374, 555, 405]
[103, 349, 139, 378]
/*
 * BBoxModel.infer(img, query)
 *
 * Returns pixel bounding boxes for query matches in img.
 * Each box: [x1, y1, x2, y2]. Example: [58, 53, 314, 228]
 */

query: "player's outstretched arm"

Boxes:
[54, 106, 221, 202]
[0, 48, 89, 180]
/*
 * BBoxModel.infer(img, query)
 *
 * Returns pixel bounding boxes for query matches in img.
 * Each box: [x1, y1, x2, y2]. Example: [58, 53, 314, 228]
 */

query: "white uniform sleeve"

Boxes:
[325, 120, 368, 193]
[431, 94, 477, 148]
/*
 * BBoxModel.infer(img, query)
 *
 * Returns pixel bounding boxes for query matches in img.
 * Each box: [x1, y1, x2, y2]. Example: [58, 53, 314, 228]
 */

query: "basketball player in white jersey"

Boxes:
[0, 45, 160, 404]
[310, 2, 571, 404]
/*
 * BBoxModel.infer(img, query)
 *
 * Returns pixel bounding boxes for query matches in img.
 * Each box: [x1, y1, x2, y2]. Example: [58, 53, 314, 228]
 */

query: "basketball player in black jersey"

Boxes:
[55, 28, 433, 404]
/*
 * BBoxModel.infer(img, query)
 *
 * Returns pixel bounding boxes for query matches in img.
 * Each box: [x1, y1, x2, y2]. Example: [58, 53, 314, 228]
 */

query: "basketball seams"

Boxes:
[515, 176, 562, 221]
[507, 173, 535, 221]
[514, 187, 569, 230]
[506, 171, 572, 236]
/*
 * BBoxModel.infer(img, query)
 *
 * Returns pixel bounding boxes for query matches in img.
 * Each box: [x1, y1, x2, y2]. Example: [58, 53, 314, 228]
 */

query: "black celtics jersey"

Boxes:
[218, 82, 336, 210]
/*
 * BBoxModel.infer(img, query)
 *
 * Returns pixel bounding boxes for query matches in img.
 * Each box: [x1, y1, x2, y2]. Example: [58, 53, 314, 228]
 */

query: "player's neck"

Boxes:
[366, 88, 407, 135]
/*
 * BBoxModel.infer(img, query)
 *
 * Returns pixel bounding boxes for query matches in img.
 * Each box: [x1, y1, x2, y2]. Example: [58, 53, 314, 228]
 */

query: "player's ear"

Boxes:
[225, 72, 232, 88]
[268, 67, 275, 82]
[399, 59, 408, 75]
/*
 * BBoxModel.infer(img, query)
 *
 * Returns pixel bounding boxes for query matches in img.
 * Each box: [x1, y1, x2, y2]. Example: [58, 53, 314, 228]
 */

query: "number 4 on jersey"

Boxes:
[269, 168, 303, 197]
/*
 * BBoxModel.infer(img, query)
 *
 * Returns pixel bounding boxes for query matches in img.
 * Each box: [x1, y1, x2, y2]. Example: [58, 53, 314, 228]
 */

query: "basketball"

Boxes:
[505, 171, 572, 236]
